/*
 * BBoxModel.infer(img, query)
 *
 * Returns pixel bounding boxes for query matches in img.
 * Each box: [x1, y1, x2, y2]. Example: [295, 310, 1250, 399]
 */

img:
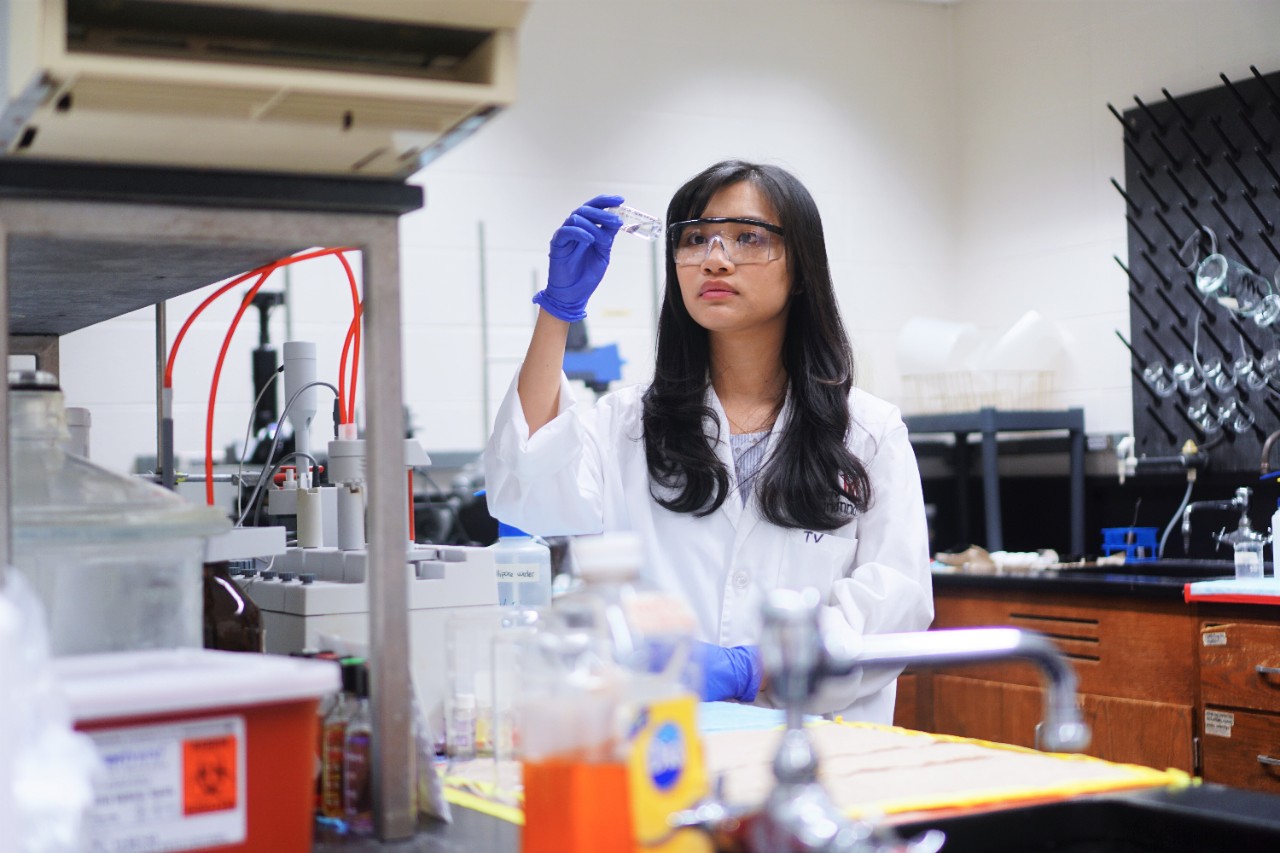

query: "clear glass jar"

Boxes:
[9, 370, 228, 655]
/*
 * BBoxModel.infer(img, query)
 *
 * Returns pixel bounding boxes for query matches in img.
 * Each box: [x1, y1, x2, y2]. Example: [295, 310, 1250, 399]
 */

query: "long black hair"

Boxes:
[641, 160, 872, 531]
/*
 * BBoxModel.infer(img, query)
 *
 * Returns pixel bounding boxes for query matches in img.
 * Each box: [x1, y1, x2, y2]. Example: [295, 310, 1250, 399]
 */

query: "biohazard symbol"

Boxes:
[182, 735, 238, 815]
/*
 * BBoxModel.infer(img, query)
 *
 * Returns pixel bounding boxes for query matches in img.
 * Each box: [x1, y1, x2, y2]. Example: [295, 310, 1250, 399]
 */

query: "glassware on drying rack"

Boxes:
[1254, 293, 1280, 327]
[1216, 397, 1256, 435]
[1233, 355, 1270, 391]
[1187, 396, 1221, 434]
[1196, 253, 1273, 318]
[1201, 356, 1235, 394]
[1262, 349, 1280, 385]
[1173, 360, 1207, 396]
[1142, 362, 1176, 398]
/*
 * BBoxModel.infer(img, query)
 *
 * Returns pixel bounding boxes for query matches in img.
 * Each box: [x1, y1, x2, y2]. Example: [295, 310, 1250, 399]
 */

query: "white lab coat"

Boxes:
[483, 371, 934, 723]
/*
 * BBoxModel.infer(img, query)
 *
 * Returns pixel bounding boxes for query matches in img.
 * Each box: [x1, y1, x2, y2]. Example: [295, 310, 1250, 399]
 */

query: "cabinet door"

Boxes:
[892, 671, 921, 731]
[1078, 693, 1194, 773]
[932, 674, 1194, 772]
[932, 675, 1042, 749]
[1200, 622, 1280, 713]
[1200, 707, 1280, 794]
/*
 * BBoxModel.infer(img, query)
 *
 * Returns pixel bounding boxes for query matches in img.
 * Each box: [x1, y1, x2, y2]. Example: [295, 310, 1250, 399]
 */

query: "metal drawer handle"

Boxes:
[1258, 755, 1280, 767]
[1256, 665, 1280, 676]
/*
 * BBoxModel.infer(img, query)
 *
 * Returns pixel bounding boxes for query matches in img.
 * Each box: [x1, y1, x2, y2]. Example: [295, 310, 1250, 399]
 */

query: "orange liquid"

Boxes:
[522, 757, 635, 853]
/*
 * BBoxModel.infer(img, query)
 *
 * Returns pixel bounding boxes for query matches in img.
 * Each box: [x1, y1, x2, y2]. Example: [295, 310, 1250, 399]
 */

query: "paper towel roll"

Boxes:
[897, 317, 980, 375]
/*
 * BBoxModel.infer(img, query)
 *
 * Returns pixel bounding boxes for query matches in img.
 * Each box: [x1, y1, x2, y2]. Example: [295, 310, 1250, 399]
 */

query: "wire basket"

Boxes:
[901, 370, 1054, 414]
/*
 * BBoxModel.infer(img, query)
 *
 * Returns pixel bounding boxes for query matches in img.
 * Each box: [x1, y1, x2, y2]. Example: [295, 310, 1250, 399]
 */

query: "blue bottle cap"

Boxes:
[498, 521, 531, 538]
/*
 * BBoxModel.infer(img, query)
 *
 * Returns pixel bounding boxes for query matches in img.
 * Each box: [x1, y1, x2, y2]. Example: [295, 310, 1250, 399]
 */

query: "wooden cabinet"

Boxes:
[917, 587, 1199, 773]
[1198, 620, 1280, 793]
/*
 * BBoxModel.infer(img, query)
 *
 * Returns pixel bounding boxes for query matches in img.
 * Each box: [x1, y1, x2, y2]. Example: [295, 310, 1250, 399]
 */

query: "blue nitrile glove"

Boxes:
[695, 642, 762, 703]
[531, 194, 624, 322]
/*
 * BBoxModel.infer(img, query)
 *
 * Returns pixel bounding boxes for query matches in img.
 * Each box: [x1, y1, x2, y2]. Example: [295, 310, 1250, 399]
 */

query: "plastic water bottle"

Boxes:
[491, 522, 552, 607]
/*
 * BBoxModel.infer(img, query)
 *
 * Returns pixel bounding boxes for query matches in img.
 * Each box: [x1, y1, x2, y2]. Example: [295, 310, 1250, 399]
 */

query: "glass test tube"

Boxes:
[606, 205, 663, 241]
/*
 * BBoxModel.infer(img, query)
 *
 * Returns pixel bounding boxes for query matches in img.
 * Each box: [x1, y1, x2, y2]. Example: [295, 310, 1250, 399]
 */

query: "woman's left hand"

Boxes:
[695, 642, 762, 703]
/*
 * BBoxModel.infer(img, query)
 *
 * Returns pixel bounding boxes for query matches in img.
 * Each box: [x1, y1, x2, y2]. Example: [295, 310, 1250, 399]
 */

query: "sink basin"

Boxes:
[898, 785, 1280, 853]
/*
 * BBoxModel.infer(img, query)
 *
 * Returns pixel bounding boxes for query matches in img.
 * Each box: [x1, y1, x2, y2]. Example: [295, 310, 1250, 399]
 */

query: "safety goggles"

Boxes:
[669, 217, 786, 266]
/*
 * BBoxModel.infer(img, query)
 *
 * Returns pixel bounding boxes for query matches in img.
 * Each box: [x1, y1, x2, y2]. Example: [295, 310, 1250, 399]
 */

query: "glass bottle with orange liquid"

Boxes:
[519, 533, 711, 853]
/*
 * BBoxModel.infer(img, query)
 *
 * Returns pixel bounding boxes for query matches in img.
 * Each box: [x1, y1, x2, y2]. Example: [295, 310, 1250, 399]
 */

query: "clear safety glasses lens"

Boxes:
[671, 218, 785, 266]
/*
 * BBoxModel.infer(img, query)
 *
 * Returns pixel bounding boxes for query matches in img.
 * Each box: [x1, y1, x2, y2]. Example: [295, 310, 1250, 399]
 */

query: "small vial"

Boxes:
[448, 692, 478, 763]
[606, 205, 663, 241]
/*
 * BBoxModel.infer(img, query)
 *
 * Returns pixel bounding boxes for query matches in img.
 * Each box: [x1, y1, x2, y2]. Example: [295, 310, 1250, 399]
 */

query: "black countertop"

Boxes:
[930, 559, 1247, 600]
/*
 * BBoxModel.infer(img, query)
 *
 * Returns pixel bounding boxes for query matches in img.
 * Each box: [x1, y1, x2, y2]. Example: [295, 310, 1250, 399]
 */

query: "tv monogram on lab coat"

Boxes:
[484, 371, 934, 724]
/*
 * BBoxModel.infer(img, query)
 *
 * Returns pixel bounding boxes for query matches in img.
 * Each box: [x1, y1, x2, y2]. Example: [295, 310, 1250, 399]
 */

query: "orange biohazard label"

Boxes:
[182, 735, 239, 815]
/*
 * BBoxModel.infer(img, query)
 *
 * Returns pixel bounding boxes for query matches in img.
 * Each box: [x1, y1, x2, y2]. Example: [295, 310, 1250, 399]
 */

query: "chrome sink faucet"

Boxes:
[1182, 486, 1252, 553]
[672, 589, 1090, 853]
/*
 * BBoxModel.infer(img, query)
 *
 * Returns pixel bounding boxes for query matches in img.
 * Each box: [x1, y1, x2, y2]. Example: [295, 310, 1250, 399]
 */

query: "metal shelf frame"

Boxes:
[905, 407, 1086, 555]
[0, 174, 422, 840]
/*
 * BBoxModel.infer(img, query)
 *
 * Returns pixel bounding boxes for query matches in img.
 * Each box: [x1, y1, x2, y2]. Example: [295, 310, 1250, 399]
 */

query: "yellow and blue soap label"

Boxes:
[624, 693, 711, 853]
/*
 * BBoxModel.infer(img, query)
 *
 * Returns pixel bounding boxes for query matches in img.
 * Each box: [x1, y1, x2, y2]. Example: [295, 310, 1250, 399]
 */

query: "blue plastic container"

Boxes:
[1101, 527, 1159, 563]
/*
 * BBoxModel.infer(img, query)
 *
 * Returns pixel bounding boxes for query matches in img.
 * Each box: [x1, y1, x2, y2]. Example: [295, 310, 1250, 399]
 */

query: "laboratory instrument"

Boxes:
[251, 543, 499, 735]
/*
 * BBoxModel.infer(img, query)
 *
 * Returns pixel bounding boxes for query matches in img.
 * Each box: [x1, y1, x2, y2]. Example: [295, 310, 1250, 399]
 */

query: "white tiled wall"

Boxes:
[55, 0, 1280, 476]
[952, 1, 1280, 434]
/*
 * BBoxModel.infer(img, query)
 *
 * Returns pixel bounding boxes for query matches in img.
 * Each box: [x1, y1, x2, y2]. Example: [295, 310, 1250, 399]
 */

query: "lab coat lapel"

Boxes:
[704, 387, 744, 528]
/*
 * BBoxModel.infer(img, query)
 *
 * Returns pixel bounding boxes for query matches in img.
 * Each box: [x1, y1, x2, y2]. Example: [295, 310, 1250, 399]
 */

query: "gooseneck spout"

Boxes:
[1182, 486, 1251, 553]
[697, 587, 1093, 852]
[826, 626, 1089, 751]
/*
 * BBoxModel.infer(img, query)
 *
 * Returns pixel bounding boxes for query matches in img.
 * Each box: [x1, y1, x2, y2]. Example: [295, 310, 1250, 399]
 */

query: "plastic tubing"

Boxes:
[164, 246, 348, 389]
[167, 246, 358, 504]
[204, 270, 276, 505]
[339, 311, 361, 431]
[333, 251, 362, 426]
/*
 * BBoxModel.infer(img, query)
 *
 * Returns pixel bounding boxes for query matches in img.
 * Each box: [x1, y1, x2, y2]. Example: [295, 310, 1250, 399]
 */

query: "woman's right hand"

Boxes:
[531, 194, 624, 322]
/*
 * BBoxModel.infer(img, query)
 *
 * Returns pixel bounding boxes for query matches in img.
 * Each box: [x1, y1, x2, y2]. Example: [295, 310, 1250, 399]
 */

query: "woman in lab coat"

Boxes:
[484, 160, 933, 723]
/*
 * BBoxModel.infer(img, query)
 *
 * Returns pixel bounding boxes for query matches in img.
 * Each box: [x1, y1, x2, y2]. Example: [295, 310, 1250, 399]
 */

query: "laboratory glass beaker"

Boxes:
[1234, 539, 1265, 579]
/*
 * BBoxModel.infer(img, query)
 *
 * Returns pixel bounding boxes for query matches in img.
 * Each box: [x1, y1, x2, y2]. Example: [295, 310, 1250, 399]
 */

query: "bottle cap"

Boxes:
[340, 659, 365, 694]
[498, 521, 531, 538]
[572, 531, 643, 582]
